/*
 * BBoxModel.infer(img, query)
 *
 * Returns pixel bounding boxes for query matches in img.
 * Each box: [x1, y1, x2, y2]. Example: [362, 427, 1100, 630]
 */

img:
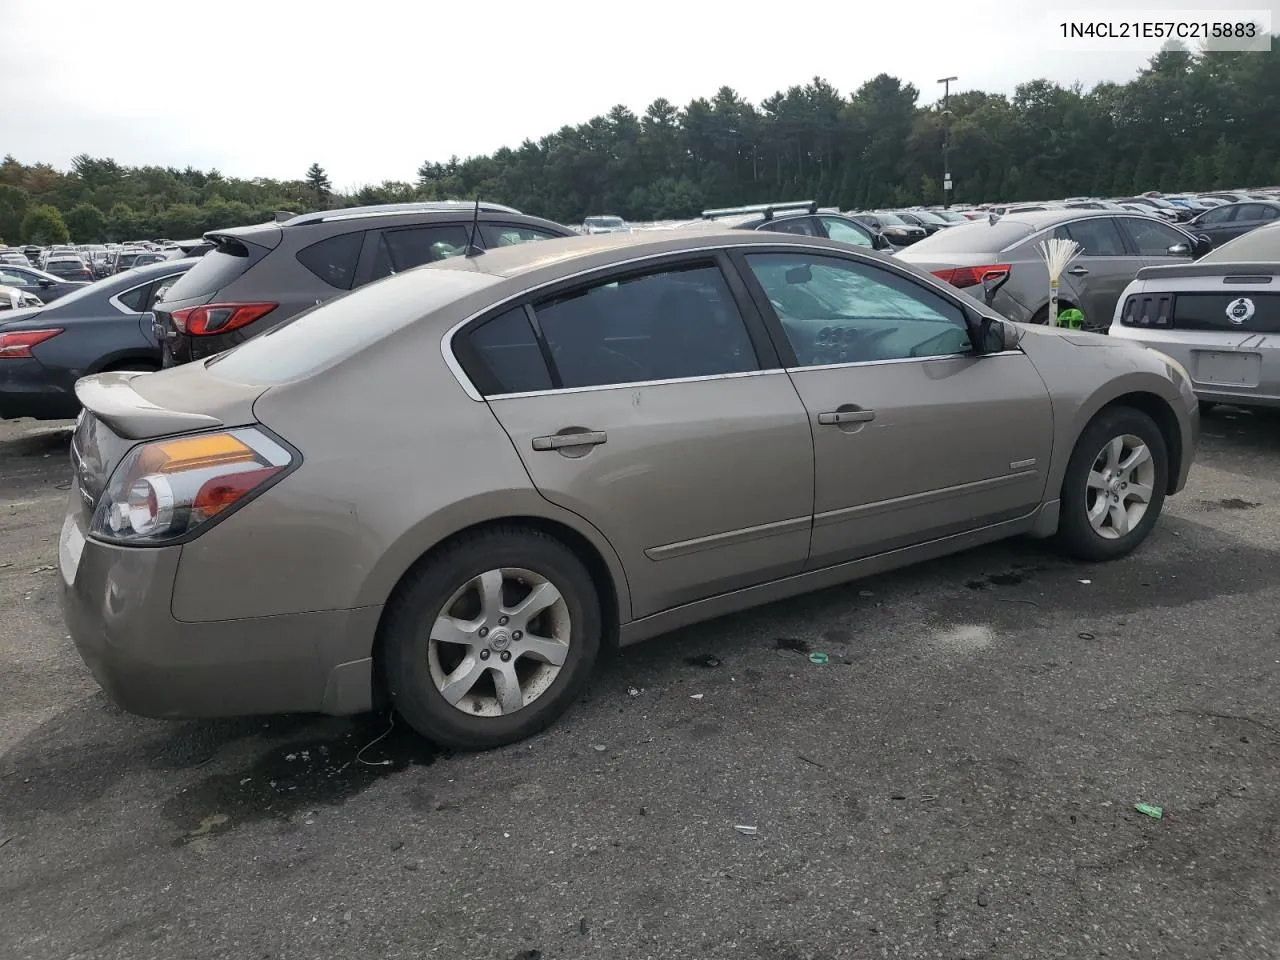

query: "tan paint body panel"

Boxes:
[486, 371, 815, 618]
[787, 352, 1054, 566]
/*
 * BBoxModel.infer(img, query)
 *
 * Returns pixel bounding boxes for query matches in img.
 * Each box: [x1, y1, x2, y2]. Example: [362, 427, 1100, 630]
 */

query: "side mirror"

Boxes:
[38, 278, 54, 287]
[1193, 234, 1213, 257]
[872, 233, 892, 251]
[974, 316, 1007, 354]
[1166, 243, 1192, 257]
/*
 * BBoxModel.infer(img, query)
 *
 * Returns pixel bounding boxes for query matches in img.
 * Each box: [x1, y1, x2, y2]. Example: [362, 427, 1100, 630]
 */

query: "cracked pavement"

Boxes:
[1, 409, 1279, 960]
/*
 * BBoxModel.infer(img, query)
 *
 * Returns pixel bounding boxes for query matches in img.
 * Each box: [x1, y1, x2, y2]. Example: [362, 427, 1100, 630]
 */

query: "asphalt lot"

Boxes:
[1, 411, 1278, 960]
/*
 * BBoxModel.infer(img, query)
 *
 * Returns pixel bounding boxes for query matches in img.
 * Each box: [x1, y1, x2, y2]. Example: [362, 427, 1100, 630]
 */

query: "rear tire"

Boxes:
[1056, 406, 1169, 562]
[382, 527, 601, 750]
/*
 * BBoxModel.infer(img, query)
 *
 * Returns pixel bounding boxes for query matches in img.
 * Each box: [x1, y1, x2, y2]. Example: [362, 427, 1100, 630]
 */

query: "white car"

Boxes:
[0, 283, 41, 310]
[581, 215, 631, 235]
[1109, 221, 1280, 410]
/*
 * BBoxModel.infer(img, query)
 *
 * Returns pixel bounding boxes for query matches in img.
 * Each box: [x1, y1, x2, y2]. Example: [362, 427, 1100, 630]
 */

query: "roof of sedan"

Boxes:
[430, 227, 856, 280]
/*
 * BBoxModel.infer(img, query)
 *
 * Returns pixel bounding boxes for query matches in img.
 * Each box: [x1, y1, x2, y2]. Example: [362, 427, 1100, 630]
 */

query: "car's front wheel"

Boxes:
[382, 527, 601, 750]
[1057, 406, 1169, 561]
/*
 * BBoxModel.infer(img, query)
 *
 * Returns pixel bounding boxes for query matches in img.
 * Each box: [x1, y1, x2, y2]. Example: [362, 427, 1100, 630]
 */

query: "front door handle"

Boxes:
[1067, 265, 1089, 276]
[817, 410, 875, 425]
[532, 430, 607, 451]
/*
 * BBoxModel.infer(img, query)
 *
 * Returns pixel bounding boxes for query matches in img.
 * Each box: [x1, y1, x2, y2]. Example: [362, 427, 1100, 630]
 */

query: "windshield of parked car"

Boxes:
[872, 213, 906, 225]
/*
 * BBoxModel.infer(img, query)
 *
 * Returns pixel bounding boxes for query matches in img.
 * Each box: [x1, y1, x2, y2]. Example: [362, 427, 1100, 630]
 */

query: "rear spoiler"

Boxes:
[1135, 261, 1280, 282]
[200, 222, 283, 252]
[74, 372, 221, 440]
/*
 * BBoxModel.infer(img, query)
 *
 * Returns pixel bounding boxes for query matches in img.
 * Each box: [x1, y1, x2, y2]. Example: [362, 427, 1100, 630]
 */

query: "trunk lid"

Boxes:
[74, 366, 266, 441]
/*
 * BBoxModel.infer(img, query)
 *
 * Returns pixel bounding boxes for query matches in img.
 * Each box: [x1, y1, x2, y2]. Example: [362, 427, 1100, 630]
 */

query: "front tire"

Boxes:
[1056, 406, 1169, 562]
[382, 527, 601, 750]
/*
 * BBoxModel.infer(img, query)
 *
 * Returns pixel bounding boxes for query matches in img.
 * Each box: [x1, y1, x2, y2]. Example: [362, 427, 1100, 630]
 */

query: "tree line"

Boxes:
[3, 41, 1277, 245]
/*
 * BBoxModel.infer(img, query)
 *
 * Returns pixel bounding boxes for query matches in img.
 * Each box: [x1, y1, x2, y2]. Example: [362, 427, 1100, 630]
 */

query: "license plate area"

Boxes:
[59, 513, 86, 584]
[1193, 350, 1261, 386]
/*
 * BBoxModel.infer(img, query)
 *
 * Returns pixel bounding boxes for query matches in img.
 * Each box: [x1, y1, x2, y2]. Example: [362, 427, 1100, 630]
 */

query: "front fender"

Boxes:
[1019, 328, 1196, 499]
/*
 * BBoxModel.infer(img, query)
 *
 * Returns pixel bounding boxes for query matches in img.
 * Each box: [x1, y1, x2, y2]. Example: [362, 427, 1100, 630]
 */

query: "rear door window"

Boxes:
[367, 224, 472, 281]
[531, 263, 759, 388]
[296, 231, 363, 290]
[762, 217, 820, 237]
[820, 216, 874, 247]
[456, 307, 554, 395]
[480, 223, 564, 248]
[1057, 218, 1127, 256]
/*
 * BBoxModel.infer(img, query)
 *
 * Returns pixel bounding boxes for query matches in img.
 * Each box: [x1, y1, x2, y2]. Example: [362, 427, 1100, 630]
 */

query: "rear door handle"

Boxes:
[817, 410, 875, 425]
[1067, 266, 1089, 276]
[532, 430, 607, 451]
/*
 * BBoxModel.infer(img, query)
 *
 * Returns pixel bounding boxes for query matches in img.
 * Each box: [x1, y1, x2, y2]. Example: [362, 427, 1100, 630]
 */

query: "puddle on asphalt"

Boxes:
[162, 712, 443, 842]
[683, 653, 723, 668]
[774, 636, 811, 654]
[966, 564, 1051, 590]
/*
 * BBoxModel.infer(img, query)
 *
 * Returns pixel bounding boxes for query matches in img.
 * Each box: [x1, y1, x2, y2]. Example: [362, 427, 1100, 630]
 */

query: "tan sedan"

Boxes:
[59, 229, 1199, 749]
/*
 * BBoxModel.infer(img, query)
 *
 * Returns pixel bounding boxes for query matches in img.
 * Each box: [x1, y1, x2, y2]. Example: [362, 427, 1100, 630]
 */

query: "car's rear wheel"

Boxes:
[382, 527, 601, 750]
[1057, 406, 1169, 561]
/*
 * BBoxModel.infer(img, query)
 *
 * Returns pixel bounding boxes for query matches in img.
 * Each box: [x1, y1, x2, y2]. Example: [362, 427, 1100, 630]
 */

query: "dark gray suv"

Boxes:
[153, 201, 575, 366]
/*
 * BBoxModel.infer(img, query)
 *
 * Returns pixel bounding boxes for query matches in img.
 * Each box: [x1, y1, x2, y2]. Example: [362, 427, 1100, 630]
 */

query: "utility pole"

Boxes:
[937, 76, 957, 208]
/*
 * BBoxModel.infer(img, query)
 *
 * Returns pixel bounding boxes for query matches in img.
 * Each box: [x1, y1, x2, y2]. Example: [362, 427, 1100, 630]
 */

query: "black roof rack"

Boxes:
[283, 200, 521, 227]
[701, 200, 818, 221]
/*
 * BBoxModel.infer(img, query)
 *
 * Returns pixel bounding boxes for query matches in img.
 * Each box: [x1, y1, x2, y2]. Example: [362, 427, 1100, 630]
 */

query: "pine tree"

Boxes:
[305, 163, 332, 205]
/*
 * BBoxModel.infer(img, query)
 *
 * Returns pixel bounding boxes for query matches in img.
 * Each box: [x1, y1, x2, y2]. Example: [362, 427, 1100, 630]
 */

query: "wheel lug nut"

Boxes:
[500, 651, 512, 662]
[498, 615, 509, 626]
[512, 630, 523, 641]
[478, 627, 489, 638]
[480, 649, 490, 660]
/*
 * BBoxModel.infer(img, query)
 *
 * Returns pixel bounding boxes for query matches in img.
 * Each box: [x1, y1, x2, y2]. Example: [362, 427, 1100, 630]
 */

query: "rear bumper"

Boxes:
[0, 359, 79, 420]
[1109, 327, 1280, 408]
[58, 509, 380, 719]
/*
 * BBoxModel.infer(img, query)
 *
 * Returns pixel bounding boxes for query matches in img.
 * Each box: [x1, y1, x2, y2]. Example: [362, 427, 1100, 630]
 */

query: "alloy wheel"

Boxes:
[427, 568, 571, 717]
[1085, 434, 1155, 539]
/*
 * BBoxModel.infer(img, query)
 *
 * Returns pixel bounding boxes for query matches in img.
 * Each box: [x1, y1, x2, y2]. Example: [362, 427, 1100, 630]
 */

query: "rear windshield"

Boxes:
[903, 219, 1035, 253]
[207, 269, 501, 384]
[160, 237, 267, 302]
[1202, 223, 1280, 262]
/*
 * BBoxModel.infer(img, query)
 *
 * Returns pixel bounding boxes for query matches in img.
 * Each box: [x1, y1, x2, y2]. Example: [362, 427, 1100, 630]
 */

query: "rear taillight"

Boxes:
[90, 427, 294, 544]
[0, 329, 62, 358]
[1120, 293, 1173, 328]
[171, 302, 277, 336]
[931, 264, 1011, 289]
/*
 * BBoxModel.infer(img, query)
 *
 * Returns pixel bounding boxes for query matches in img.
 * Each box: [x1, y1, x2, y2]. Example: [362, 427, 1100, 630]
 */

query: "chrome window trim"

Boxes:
[107, 272, 184, 315]
[438, 239, 992, 401]
[997, 214, 1190, 255]
[486, 368, 785, 402]
[785, 349, 1024, 374]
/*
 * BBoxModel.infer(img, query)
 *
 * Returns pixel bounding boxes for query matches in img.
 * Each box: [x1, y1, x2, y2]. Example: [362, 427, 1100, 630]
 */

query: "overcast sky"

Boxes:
[1, 0, 1271, 187]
